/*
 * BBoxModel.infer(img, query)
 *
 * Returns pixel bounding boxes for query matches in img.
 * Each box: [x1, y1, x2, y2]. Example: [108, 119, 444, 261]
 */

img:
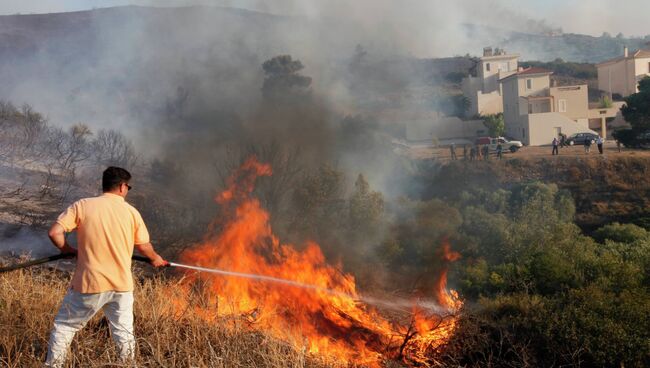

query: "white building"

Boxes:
[597, 47, 650, 97]
[501, 67, 599, 146]
[461, 47, 519, 117]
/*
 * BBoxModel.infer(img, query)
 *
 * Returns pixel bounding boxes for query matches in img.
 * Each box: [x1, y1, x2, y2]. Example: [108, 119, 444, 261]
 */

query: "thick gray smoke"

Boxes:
[2, 1, 644, 289]
[0, 223, 53, 257]
[0, 1, 566, 137]
[0, 1, 556, 195]
[1, 1, 641, 254]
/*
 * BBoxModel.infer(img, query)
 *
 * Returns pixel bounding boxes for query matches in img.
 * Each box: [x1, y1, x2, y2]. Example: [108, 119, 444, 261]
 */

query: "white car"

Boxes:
[475, 136, 523, 153]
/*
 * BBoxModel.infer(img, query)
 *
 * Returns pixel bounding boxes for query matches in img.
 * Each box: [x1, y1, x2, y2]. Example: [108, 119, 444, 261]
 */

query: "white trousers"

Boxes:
[45, 289, 135, 367]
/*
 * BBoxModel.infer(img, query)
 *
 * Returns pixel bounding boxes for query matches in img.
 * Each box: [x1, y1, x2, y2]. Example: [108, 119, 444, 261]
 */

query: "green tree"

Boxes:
[622, 76, 650, 132]
[452, 95, 470, 117]
[348, 174, 384, 233]
[482, 113, 505, 137]
[431, 92, 470, 117]
[599, 95, 613, 108]
[290, 164, 345, 238]
[261, 55, 312, 104]
[594, 222, 649, 243]
[379, 198, 463, 282]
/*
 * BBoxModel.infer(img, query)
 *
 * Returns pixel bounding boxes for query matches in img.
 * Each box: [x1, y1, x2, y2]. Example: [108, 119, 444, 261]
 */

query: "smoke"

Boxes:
[0, 1, 580, 146]
[0, 223, 54, 257]
[144, 0, 650, 37]
[1, 1, 637, 271]
[0, 1, 555, 251]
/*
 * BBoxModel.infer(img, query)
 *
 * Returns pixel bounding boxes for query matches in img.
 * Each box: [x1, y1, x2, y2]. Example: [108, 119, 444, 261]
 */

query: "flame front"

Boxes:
[172, 157, 462, 366]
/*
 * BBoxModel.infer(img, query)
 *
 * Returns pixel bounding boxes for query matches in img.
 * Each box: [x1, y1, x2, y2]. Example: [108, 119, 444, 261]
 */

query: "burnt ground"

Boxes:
[405, 142, 650, 232]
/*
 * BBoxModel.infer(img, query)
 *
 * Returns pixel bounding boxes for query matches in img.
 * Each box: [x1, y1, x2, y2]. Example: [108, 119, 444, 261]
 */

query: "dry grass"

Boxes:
[0, 266, 343, 368]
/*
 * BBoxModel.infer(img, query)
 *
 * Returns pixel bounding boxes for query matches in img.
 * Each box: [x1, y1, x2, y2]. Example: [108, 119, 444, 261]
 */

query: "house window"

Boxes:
[486, 63, 491, 72]
[526, 79, 532, 89]
[558, 99, 567, 113]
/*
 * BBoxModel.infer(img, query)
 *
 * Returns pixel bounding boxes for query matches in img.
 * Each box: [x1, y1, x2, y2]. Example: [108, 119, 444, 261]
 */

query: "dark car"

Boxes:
[566, 132, 599, 146]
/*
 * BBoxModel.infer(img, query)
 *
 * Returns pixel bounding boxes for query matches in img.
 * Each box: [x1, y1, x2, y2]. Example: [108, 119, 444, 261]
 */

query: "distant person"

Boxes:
[552, 137, 559, 155]
[482, 144, 490, 160]
[559, 133, 566, 148]
[597, 136, 604, 154]
[584, 137, 592, 154]
[616, 139, 622, 152]
[450, 143, 457, 160]
[463, 144, 468, 160]
[496, 143, 503, 160]
[469, 146, 476, 161]
[45, 167, 168, 368]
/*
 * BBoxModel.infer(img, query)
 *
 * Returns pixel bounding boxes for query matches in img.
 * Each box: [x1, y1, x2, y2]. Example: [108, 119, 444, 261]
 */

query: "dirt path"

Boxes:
[404, 142, 650, 161]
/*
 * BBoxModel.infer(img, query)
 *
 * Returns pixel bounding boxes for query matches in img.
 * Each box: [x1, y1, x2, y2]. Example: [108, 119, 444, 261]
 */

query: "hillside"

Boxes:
[0, 7, 642, 65]
[3, 151, 649, 367]
[422, 154, 650, 231]
[462, 23, 649, 62]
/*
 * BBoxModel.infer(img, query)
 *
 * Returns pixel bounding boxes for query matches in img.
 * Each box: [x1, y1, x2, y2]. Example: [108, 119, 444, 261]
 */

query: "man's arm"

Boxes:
[48, 223, 77, 255]
[134, 242, 168, 267]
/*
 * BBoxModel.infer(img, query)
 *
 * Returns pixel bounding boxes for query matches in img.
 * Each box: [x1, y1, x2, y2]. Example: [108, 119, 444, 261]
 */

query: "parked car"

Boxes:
[475, 136, 523, 153]
[566, 132, 599, 146]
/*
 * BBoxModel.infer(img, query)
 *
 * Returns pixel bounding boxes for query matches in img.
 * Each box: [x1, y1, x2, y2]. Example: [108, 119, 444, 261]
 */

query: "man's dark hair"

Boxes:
[102, 167, 132, 192]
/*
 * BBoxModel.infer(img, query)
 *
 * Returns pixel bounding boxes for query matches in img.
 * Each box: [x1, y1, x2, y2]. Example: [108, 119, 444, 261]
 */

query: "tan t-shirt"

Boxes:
[56, 193, 150, 293]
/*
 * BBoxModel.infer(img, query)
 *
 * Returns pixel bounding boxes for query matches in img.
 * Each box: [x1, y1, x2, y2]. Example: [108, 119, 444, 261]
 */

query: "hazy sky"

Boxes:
[0, 0, 649, 37]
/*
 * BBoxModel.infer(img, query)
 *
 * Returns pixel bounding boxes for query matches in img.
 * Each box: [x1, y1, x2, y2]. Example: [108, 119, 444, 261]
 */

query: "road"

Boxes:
[402, 142, 650, 161]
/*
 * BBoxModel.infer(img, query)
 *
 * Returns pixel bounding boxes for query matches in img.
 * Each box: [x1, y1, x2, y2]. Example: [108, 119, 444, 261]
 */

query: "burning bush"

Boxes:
[171, 157, 463, 367]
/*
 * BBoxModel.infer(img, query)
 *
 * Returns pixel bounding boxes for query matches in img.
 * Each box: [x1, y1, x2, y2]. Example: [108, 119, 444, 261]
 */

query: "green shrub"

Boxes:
[594, 222, 648, 243]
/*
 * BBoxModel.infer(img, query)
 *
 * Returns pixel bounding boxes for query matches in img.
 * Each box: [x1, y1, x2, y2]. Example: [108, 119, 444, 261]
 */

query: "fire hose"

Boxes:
[0, 253, 340, 293]
[0, 253, 158, 273]
[0, 253, 76, 273]
[0, 253, 349, 299]
[0, 253, 324, 288]
[0, 253, 448, 312]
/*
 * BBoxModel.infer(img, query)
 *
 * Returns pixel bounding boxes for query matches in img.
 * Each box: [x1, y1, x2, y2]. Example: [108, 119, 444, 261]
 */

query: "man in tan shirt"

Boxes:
[45, 167, 167, 367]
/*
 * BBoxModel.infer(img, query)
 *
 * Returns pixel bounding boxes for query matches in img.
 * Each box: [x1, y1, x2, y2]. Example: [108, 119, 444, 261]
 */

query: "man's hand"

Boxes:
[149, 254, 169, 268]
[60, 243, 78, 256]
[135, 242, 168, 268]
[48, 223, 77, 255]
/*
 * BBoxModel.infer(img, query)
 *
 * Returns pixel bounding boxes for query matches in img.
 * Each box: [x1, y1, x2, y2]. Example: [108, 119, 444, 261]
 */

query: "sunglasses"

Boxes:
[123, 183, 133, 191]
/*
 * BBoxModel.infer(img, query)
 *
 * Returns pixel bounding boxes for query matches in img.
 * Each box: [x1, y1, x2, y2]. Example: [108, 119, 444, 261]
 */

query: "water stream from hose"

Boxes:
[169, 262, 451, 314]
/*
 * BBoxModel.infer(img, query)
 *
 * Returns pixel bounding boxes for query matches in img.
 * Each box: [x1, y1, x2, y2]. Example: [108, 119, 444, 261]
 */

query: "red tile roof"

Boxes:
[517, 67, 553, 76]
[596, 49, 650, 67]
[499, 67, 552, 81]
[634, 49, 650, 58]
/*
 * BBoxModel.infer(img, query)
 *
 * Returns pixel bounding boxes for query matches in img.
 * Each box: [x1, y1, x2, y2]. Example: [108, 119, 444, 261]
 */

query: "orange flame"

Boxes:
[171, 157, 463, 366]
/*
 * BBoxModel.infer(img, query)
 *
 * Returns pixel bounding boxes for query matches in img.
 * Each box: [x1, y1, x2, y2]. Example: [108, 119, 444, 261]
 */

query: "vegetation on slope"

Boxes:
[438, 184, 650, 367]
[519, 59, 596, 80]
[2, 60, 650, 365]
